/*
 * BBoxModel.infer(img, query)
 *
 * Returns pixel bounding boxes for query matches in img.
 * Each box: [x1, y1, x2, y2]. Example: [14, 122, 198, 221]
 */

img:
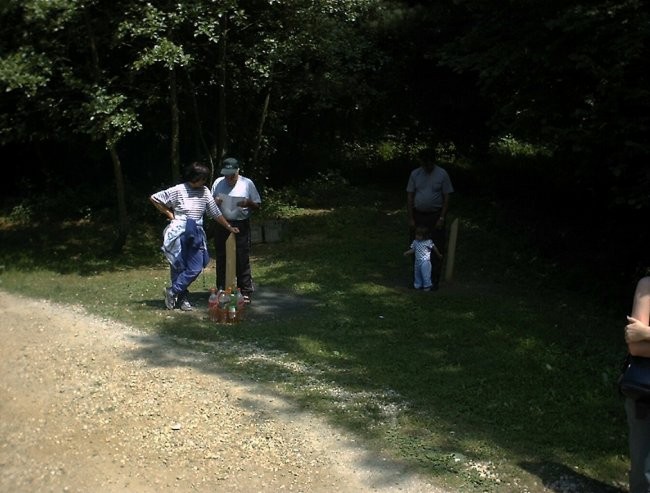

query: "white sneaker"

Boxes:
[179, 299, 193, 311]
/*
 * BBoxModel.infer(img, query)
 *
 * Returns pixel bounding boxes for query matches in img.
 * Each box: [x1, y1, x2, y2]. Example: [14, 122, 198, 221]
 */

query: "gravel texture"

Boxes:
[0, 290, 445, 493]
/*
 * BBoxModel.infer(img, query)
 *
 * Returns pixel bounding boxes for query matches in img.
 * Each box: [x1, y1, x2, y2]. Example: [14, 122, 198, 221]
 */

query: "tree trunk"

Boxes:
[215, 14, 228, 163]
[186, 70, 214, 178]
[109, 144, 129, 252]
[85, 11, 130, 252]
[170, 67, 180, 183]
[251, 87, 271, 169]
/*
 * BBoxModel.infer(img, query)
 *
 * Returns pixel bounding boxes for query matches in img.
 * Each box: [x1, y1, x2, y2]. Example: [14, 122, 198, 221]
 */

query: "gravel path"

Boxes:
[0, 290, 445, 493]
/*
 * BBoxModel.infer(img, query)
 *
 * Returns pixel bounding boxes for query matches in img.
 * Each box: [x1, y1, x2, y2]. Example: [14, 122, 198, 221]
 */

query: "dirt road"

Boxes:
[0, 290, 443, 492]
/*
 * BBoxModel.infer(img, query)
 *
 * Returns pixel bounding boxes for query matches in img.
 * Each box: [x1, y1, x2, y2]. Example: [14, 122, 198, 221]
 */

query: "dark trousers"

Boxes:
[410, 209, 446, 288]
[214, 219, 253, 296]
[626, 397, 650, 493]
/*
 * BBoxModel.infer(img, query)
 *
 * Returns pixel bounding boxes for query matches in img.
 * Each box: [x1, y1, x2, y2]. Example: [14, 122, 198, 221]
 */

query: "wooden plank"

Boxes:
[444, 218, 459, 282]
[225, 233, 237, 289]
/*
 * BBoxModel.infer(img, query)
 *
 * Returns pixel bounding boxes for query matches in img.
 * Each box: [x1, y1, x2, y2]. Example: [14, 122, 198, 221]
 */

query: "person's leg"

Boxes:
[428, 228, 443, 290]
[421, 259, 432, 290]
[233, 220, 253, 297]
[165, 265, 181, 309]
[171, 247, 205, 296]
[626, 398, 650, 493]
[413, 210, 439, 240]
[170, 265, 190, 308]
[429, 216, 445, 290]
[170, 264, 180, 288]
[413, 260, 423, 289]
[176, 287, 192, 311]
[213, 225, 229, 290]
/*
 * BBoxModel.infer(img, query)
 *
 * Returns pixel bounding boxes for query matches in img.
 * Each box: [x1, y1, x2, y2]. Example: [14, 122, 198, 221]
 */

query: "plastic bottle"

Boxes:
[218, 288, 229, 308]
[208, 288, 219, 322]
[226, 286, 237, 322]
[217, 288, 230, 323]
[236, 288, 245, 310]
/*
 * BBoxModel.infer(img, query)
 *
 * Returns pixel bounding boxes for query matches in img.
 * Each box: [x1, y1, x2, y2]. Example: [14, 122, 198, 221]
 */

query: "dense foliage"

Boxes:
[1, 0, 648, 274]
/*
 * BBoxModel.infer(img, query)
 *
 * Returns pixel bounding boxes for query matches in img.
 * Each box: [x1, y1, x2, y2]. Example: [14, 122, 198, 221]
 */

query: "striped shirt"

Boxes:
[410, 239, 434, 262]
[150, 183, 222, 224]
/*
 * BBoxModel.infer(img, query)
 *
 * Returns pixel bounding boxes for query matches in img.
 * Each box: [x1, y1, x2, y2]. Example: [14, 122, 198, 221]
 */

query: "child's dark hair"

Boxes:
[184, 162, 210, 182]
[415, 226, 429, 237]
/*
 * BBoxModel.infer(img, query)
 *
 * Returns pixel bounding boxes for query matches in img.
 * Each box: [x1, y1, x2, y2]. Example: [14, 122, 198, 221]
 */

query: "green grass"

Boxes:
[0, 188, 629, 492]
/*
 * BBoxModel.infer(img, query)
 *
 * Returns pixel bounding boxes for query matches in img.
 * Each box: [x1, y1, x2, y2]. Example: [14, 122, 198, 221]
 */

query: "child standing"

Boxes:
[404, 226, 443, 291]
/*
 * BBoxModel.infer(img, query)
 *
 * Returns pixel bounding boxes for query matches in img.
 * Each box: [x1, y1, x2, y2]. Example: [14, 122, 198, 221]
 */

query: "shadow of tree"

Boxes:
[520, 461, 626, 493]
[121, 279, 628, 490]
[0, 218, 165, 274]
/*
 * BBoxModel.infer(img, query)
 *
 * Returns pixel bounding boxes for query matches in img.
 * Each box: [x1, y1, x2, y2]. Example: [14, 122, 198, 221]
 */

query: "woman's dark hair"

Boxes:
[184, 162, 210, 183]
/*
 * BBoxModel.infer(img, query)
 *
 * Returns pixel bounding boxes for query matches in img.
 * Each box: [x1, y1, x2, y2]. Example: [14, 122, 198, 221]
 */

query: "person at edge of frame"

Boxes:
[624, 274, 650, 493]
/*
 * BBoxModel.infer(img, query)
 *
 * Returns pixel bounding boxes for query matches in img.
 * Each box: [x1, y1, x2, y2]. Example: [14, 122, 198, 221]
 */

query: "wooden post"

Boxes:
[225, 233, 237, 289]
[444, 218, 459, 282]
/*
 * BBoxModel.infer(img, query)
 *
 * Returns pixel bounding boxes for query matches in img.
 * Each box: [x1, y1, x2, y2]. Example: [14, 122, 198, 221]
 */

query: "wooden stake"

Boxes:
[444, 218, 459, 282]
[225, 233, 237, 289]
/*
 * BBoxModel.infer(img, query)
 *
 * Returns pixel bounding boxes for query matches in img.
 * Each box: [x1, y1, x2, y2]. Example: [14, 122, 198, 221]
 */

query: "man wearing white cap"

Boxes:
[211, 157, 262, 303]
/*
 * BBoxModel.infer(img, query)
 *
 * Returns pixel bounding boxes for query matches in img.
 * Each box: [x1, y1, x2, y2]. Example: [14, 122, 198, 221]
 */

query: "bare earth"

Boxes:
[0, 290, 446, 493]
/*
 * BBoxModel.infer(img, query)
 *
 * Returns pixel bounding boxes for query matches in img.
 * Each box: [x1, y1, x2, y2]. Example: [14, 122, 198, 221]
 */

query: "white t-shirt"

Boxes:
[406, 166, 454, 211]
[211, 175, 261, 220]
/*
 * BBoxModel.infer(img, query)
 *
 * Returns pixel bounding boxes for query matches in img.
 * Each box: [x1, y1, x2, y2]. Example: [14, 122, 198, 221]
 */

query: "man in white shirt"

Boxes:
[211, 157, 262, 303]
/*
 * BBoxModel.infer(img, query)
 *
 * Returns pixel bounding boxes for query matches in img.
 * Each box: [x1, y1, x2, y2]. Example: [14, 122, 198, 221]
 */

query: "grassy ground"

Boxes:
[0, 187, 630, 492]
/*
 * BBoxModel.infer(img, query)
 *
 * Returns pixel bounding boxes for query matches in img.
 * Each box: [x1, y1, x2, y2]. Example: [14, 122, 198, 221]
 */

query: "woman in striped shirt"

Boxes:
[150, 162, 239, 311]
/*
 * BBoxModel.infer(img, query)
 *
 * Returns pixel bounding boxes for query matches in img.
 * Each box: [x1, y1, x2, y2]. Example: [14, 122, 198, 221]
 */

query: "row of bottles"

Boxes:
[208, 286, 246, 323]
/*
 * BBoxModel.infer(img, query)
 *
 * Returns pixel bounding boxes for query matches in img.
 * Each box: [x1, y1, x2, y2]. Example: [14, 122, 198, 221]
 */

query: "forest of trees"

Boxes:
[1, 0, 648, 276]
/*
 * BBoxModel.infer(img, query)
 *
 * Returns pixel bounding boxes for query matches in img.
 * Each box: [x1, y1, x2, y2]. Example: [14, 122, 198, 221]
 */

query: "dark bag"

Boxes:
[619, 354, 650, 399]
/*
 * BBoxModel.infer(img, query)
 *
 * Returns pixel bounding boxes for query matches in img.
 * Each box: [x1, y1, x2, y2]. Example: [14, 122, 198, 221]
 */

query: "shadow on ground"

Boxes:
[243, 285, 320, 319]
[520, 461, 626, 493]
[140, 284, 321, 322]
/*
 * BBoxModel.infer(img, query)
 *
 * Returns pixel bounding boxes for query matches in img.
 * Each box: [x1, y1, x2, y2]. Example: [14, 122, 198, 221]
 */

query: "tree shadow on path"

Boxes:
[520, 461, 626, 493]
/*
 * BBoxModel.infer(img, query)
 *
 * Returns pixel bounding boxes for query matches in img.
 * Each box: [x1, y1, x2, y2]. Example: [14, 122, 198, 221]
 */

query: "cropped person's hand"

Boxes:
[625, 316, 650, 343]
